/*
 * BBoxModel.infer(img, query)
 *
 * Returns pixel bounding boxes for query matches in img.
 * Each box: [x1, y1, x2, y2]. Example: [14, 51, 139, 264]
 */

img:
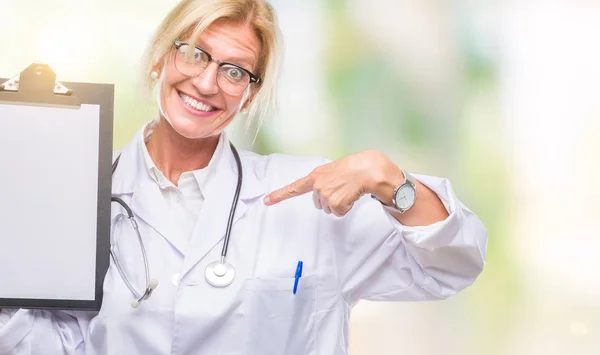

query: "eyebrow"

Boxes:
[213, 53, 254, 69]
[193, 40, 255, 70]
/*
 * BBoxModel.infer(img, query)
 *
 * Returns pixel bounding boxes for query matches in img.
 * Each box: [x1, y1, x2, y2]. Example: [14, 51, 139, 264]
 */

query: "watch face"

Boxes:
[394, 184, 416, 210]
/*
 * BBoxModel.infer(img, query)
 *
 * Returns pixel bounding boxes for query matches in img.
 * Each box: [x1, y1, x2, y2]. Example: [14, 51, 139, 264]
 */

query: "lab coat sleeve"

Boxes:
[334, 173, 488, 306]
[0, 308, 92, 355]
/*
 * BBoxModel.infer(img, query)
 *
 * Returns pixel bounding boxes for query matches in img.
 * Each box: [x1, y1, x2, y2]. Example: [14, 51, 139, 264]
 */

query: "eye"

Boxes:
[223, 66, 248, 82]
[177, 44, 207, 64]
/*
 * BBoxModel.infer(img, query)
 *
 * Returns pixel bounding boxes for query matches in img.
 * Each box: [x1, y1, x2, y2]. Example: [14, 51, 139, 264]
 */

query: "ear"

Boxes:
[151, 55, 166, 78]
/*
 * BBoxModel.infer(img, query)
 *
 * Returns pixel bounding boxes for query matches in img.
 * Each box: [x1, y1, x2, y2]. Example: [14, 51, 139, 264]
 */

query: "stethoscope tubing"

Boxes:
[110, 140, 243, 304]
[221, 143, 242, 259]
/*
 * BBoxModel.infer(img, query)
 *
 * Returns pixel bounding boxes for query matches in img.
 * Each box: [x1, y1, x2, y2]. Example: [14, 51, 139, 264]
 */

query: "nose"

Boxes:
[191, 62, 219, 96]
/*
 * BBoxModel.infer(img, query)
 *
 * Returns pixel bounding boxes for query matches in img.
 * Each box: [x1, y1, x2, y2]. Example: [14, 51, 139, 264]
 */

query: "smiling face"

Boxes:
[155, 20, 262, 140]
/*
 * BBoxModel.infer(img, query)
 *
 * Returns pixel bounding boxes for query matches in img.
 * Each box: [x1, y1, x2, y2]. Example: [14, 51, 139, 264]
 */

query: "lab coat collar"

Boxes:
[179, 131, 265, 276]
[111, 122, 265, 257]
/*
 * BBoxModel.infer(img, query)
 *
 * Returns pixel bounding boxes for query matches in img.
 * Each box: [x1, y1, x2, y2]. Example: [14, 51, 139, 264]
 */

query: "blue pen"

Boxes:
[293, 261, 303, 295]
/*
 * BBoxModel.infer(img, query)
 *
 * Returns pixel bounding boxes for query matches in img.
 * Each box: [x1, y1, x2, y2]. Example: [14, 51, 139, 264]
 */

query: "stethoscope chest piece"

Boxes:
[205, 260, 235, 287]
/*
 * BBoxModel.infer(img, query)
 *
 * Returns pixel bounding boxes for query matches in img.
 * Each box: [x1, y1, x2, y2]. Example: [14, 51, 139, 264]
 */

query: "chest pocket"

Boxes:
[243, 274, 318, 355]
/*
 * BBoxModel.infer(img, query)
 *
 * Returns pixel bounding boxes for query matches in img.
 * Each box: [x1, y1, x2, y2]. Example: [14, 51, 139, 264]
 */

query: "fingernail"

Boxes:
[263, 196, 271, 205]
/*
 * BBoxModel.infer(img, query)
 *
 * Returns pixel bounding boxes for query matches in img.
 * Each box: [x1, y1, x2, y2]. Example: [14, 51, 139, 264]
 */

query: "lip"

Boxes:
[177, 90, 222, 110]
[176, 90, 222, 118]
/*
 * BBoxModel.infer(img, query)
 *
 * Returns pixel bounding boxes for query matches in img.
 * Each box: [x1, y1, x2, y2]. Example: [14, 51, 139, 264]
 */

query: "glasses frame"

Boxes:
[173, 41, 261, 93]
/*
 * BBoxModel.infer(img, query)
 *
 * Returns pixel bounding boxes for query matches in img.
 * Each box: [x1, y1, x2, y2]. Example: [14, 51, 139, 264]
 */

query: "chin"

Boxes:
[164, 113, 225, 140]
[170, 120, 211, 139]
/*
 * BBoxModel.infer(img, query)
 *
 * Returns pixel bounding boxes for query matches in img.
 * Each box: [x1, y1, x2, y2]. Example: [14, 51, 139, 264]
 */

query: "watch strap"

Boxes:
[403, 169, 415, 186]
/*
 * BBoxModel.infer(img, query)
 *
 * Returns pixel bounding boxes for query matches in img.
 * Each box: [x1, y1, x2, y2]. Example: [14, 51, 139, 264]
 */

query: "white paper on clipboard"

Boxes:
[0, 103, 100, 301]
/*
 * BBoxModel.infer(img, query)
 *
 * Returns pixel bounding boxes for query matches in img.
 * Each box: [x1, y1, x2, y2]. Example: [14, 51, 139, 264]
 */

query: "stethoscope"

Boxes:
[110, 142, 243, 308]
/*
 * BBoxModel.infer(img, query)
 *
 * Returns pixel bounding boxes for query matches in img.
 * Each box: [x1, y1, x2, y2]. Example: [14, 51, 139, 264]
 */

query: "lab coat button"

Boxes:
[171, 273, 181, 287]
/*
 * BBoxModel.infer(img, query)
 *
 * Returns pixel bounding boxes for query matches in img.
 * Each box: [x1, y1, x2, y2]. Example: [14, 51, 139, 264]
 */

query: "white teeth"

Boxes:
[179, 93, 215, 112]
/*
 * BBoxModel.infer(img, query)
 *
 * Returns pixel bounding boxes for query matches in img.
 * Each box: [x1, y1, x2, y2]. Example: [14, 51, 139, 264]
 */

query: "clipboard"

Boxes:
[0, 63, 113, 311]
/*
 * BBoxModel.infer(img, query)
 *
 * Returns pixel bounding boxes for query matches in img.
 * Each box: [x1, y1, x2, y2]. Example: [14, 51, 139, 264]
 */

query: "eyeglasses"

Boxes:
[173, 41, 261, 96]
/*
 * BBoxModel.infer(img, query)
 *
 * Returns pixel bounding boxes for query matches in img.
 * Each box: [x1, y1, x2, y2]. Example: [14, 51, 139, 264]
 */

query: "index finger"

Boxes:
[264, 174, 314, 206]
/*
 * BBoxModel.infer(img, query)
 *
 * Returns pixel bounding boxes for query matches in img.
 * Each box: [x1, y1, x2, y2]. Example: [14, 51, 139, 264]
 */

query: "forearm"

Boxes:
[337, 172, 487, 303]
[0, 309, 89, 354]
[0, 308, 12, 328]
[369, 160, 449, 227]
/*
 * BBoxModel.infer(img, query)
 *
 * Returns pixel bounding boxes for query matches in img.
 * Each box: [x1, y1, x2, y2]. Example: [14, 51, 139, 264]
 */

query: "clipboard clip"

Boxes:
[0, 63, 81, 108]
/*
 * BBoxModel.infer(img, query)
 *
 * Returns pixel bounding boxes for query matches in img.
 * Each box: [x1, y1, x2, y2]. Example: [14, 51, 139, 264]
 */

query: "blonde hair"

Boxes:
[140, 0, 282, 132]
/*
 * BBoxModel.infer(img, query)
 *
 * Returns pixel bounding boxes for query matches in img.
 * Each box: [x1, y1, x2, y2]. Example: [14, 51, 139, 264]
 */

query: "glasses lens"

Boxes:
[217, 65, 251, 96]
[175, 44, 207, 76]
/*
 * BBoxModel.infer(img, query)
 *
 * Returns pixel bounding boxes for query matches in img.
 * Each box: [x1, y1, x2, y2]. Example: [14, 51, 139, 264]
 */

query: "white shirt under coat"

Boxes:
[0, 122, 488, 355]
[141, 121, 223, 244]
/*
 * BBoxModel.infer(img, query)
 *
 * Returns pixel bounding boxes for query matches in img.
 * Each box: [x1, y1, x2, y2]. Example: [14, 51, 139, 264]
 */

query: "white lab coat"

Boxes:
[0, 126, 487, 355]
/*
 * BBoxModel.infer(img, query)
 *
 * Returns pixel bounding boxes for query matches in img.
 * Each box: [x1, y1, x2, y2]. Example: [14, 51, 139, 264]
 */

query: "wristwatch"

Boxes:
[373, 169, 417, 214]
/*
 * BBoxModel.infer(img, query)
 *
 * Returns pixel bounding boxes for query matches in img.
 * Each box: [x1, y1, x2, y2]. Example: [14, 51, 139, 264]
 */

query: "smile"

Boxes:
[178, 92, 217, 112]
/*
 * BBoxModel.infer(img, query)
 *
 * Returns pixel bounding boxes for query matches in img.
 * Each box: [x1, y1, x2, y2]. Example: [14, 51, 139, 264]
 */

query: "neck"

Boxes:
[145, 118, 219, 185]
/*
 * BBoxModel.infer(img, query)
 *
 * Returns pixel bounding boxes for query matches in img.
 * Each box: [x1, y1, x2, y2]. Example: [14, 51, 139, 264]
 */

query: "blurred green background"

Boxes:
[1, 0, 599, 354]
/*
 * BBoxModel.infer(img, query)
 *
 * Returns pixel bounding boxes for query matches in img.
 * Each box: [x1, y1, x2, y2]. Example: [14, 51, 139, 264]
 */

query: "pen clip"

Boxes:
[293, 261, 303, 295]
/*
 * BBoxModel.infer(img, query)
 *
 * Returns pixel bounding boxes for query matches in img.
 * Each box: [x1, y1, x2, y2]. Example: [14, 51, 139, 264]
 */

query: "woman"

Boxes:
[0, 0, 487, 354]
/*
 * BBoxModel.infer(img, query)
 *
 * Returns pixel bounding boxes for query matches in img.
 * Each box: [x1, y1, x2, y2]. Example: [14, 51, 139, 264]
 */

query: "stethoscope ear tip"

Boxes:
[130, 300, 140, 308]
[149, 279, 159, 289]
